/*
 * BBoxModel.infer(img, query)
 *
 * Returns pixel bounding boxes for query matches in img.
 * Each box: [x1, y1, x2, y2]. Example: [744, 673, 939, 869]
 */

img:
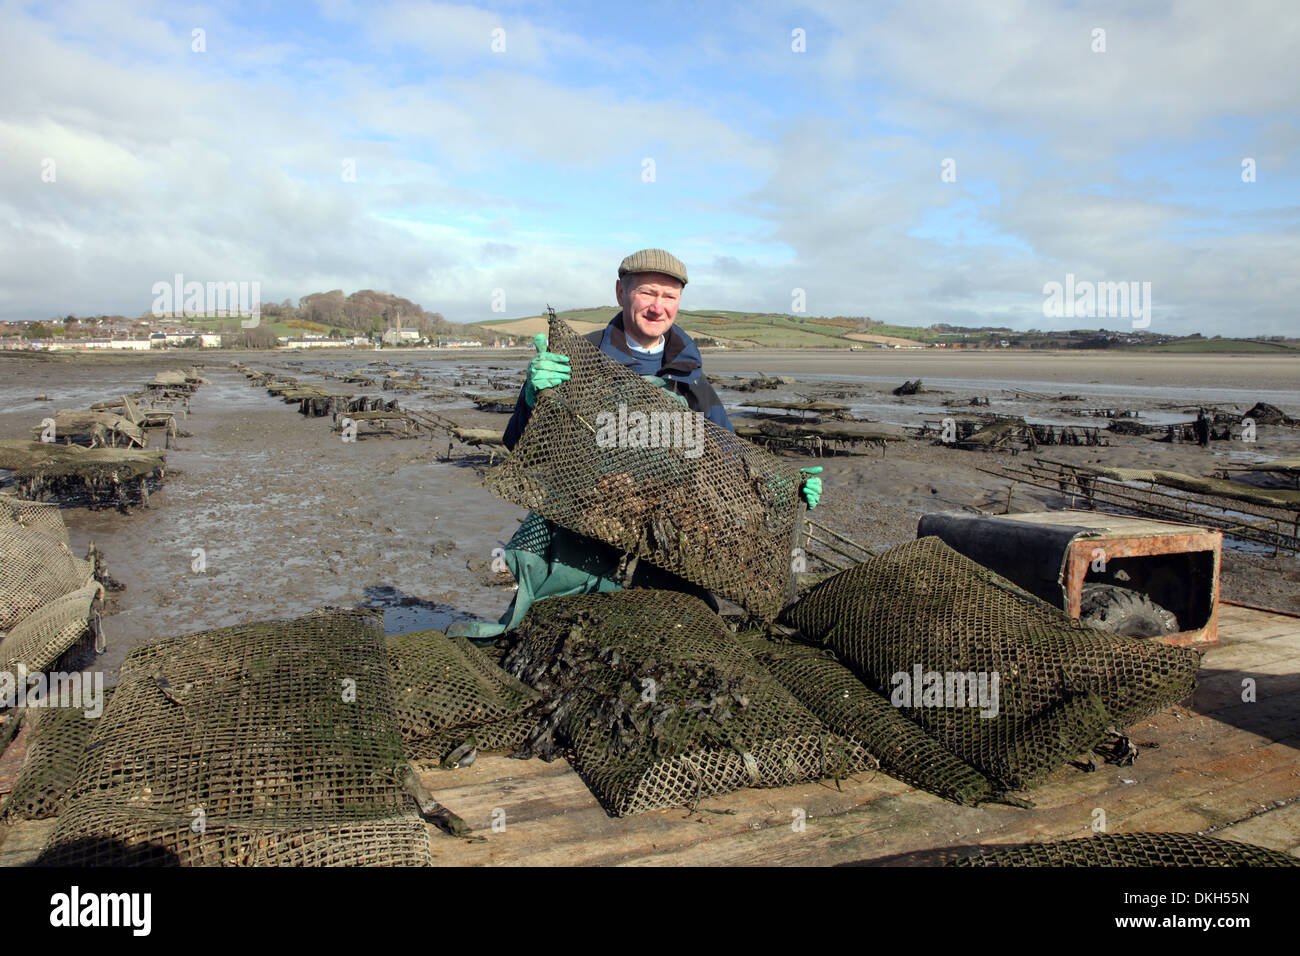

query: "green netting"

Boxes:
[0, 497, 99, 673]
[948, 832, 1300, 867]
[781, 537, 1200, 791]
[0, 582, 102, 676]
[36, 610, 433, 867]
[0, 509, 94, 630]
[1, 691, 113, 821]
[485, 314, 805, 621]
[0, 496, 70, 545]
[745, 637, 996, 805]
[504, 590, 873, 816]
[387, 629, 540, 763]
[507, 510, 553, 558]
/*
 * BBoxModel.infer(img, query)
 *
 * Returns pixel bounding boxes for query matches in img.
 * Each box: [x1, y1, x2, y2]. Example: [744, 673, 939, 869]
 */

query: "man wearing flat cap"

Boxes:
[452, 250, 821, 637]
[504, 248, 733, 445]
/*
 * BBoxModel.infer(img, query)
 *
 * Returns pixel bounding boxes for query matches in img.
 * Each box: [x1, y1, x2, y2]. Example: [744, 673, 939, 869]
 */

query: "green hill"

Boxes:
[469, 307, 921, 349]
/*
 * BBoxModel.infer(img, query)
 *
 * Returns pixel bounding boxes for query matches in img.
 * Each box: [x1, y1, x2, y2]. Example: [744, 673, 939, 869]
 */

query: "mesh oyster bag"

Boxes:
[0, 506, 94, 631]
[387, 630, 540, 762]
[1, 691, 113, 821]
[0, 496, 71, 545]
[0, 497, 99, 674]
[745, 637, 996, 805]
[0, 581, 102, 675]
[781, 537, 1200, 790]
[36, 610, 432, 867]
[484, 314, 805, 621]
[948, 832, 1300, 867]
[504, 589, 873, 816]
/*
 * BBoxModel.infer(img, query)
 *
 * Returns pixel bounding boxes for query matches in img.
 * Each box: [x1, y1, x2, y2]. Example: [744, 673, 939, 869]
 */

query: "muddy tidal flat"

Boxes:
[1, 347, 1298, 682]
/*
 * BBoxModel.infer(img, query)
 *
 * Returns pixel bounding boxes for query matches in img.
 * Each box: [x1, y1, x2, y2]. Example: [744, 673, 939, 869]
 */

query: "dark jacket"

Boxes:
[503, 313, 733, 450]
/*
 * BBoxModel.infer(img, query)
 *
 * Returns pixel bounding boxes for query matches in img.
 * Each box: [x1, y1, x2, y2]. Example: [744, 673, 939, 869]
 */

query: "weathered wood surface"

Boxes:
[1, 604, 1295, 866]
[414, 602, 1300, 866]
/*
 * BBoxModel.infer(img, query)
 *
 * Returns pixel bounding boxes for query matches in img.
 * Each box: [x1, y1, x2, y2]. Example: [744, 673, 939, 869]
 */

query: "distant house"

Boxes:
[49, 338, 151, 351]
[281, 336, 350, 349]
[382, 328, 423, 346]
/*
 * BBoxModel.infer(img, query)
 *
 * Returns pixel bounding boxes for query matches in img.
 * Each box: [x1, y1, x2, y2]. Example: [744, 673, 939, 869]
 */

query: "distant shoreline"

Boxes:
[5, 344, 1300, 360]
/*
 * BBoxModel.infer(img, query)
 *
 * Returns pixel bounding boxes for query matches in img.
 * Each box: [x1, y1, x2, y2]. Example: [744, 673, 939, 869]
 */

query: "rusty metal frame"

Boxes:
[1059, 528, 1222, 648]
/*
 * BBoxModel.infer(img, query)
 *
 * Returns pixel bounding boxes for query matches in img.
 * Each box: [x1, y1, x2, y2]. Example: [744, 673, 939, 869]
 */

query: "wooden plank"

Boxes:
[1192, 671, 1299, 713]
[1217, 612, 1300, 641]
[0, 820, 56, 867]
[1217, 605, 1293, 626]
[0, 717, 32, 796]
[1216, 802, 1300, 857]
[1219, 621, 1300, 643]
[625, 790, 1003, 867]
[620, 701, 1300, 866]
[420, 687, 1300, 867]
[1196, 651, 1295, 679]
[1207, 630, 1300, 655]
[424, 757, 913, 866]
[1129, 742, 1300, 834]
[1225, 656, 1300, 676]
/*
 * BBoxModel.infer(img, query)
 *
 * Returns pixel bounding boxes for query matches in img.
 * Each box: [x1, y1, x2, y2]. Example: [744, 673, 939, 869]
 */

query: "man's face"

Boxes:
[616, 272, 683, 348]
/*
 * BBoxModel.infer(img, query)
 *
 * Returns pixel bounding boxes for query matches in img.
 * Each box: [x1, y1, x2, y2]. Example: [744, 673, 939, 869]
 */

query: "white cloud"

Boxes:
[0, 0, 1294, 335]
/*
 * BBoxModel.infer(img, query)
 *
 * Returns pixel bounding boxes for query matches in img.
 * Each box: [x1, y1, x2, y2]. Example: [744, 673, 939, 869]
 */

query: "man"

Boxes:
[452, 249, 820, 637]
[503, 248, 733, 447]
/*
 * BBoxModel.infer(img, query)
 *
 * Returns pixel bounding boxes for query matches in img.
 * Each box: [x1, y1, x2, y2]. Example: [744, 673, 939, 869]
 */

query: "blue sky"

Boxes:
[2, 0, 1297, 334]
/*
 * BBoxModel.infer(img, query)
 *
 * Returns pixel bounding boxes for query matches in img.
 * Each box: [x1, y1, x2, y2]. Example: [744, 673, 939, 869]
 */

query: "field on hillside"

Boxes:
[476, 316, 607, 338]
[471, 307, 900, 348]
[845, 332, 927, 347]
[1134, 338, 1300, 353]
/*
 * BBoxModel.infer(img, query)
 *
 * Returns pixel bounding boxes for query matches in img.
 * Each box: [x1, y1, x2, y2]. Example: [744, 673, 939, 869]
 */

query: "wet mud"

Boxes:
[1, 347, 1297, 682]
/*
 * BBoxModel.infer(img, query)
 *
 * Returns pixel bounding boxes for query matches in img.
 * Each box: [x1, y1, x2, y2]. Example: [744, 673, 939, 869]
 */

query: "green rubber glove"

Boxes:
[640, 374, 688, 407]
[524, 333, 570, 407]
[800, 466, 823, 509]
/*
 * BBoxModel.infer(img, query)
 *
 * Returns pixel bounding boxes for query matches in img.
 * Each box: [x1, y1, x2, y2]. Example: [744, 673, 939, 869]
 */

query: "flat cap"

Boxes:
[618, 248, 688, 286]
